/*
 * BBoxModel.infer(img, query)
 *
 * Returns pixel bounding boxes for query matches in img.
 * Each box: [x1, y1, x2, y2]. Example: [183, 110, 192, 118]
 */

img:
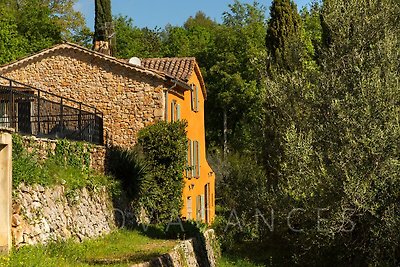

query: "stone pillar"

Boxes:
[0, 132, 12, 254]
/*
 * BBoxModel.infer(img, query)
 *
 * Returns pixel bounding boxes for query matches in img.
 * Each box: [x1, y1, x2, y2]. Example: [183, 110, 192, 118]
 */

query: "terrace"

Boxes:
[0, 75, 103, 144]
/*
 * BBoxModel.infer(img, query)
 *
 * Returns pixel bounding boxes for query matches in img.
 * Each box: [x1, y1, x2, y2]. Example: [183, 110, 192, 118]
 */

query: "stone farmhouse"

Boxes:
[0, 42, 215, 224]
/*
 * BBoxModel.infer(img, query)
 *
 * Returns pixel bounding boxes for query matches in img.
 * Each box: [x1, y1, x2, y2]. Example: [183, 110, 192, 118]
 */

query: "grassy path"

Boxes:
[1, 229, 177, 267]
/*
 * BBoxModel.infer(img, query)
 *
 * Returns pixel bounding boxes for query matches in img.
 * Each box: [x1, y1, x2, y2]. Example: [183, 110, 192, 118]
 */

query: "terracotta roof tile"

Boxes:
[140, 57, 196, 83]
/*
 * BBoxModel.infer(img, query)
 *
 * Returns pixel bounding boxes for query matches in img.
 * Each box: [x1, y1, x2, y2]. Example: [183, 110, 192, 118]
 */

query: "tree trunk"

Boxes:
[223, 109, 228, 158]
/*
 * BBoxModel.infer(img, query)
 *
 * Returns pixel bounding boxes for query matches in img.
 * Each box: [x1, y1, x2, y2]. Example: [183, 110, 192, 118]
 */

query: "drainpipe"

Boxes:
[165, 80, 178, 121]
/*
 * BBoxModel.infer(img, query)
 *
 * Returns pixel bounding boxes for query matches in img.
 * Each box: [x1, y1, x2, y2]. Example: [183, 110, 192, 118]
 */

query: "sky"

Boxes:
[75, 0, 312, 30]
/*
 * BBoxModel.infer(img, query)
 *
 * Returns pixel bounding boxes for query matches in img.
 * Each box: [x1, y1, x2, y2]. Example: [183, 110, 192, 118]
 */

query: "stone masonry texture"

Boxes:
[12, 184, 115, 247]
[0, 47, 165, 148]
[19, 135, 106, 173]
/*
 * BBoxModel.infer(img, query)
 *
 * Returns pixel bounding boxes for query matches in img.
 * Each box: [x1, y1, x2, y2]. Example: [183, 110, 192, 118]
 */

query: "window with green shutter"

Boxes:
[186, 139, 192, 178]
[191, 140, 196, 177]
[176, 104, 181, 120]
[187, 140, 200, 178]
[200, 194, 205, 221]
[170, 101, 175, 122]
[191, 84, 199, 112]
[187, 196, 192, 220]
[193, 140, 200, 178]
[171, 101, 181, 122]
[196, 195, 202, 221]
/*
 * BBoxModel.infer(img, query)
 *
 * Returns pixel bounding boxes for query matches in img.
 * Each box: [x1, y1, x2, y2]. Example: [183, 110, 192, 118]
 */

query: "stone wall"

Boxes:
[0, 46, 165, 148]
[12, 184, 115, 247]
[19, 135, 106, 173]
[132, 229, 219, 267]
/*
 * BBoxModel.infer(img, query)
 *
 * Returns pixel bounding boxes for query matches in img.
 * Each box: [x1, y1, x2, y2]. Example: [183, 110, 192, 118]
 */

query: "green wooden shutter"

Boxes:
[192, 140, 196, 178]
[187, 197, 192, 220]
[191, 84, 195, 111]
[176, 104, 181, 120]
[186, 139, 189, 177]
[170, 101, 175, 122]
[195, 85, 199, 112]
[188, 140, 192, 178]
[196, 195, 201, 221]
[196, 141, 200, 177]
[201, 195, 205, 221]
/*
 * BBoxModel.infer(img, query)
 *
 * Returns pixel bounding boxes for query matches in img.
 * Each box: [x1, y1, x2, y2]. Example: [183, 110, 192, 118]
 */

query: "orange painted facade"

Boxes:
[165, 70, 215, 224]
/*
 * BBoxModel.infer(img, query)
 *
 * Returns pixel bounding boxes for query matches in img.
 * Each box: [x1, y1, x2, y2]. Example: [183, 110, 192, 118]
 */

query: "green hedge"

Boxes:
[137, 121, 188, 224]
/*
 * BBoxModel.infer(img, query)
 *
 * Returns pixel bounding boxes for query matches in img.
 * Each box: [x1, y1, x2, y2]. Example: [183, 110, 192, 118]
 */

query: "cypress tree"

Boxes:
[94, 0, 113, 55]
[94, 0, 112, 41]
[265, 0, 303, 70]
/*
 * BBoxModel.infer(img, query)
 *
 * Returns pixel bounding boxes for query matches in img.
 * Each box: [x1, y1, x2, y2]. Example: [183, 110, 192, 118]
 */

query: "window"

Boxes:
[196, 195, 205, 222]
[201, 194, 205, 221]
[0, 101, 9, 128]
[187, 196, 192, 220]
[186, 139, 200, 178]
[205, 183, 210, 223]
[186, 139, 192, 178]
[191, 84, 199, 112]
[170, 101, 181, 122]
[193, 140, 200, 178]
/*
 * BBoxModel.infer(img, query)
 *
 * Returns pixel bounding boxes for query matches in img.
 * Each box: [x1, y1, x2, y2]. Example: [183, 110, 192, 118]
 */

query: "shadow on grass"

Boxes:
[136, 222, 213, 267]
[220, 240, 291, 267]
[136, 224, 168, 240]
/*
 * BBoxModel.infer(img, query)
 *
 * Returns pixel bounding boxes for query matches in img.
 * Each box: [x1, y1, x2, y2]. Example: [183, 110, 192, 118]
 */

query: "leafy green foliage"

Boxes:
[94, 0, 111, 42]
[12, 135, 117, 198]
[108, 146, 149, 200]
[137, 121, 187, 224]
[265, 0, 306, 71]
[0, 0, 88, 65]
[114, 15, 163, 58]
[252, 0, 400, 265]
[12, 135, 43, 186]
[205, 1, 267, 152]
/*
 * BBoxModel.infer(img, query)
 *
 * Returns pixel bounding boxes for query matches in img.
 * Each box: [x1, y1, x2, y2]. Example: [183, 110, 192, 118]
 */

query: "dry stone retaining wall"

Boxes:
[12, 184, 115, 247]
[131, 229, 219, 267]
[19, 135, 106, 173]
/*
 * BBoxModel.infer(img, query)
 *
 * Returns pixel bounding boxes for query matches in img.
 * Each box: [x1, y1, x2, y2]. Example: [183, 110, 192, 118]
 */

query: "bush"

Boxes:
[108, 121, 188, 225]
[107, 147, 149, 200]
[137, 121, 188, 224]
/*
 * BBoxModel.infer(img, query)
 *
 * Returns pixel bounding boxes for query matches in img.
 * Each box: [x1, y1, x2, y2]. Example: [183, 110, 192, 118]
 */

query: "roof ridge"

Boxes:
[0, 42, 166, 81]
[141, 57, 196, 60]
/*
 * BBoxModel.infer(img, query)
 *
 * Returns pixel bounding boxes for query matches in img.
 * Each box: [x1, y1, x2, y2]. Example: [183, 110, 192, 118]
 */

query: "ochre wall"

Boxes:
[167, 74, 215, 224]
[0, 49, 165, 149]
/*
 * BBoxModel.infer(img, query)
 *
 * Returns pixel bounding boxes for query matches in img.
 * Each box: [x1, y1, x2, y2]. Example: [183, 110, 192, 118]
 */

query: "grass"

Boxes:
[216, 240, 290, 267]
[217, 255, 265, 267]
[1, 229, 178, 267]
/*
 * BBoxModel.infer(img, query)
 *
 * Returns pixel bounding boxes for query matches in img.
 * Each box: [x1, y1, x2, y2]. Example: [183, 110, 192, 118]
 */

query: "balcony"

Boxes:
[0, 75, 103, 144]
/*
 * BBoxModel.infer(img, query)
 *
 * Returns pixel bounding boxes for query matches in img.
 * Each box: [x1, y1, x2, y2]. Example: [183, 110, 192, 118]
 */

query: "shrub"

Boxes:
[137, 121, 188, 224]
[107, 147, 149, 200]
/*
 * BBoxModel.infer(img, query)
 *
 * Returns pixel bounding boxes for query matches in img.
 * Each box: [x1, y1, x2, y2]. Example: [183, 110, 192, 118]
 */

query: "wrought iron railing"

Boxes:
[0, 75, 103, 144]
